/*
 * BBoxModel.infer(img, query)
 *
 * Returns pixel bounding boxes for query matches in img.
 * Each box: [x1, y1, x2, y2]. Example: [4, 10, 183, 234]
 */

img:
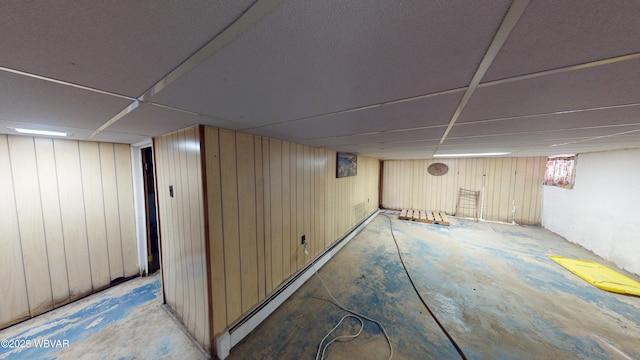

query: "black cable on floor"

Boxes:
[381, 213, 468, 360]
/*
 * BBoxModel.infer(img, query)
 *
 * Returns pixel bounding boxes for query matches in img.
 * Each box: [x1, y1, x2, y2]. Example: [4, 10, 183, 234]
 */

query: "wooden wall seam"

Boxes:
[5, 138, 33, 315]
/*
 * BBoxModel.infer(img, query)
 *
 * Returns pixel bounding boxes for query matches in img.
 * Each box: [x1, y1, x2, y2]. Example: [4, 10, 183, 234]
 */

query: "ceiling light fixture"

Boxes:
[14, 128, 69, 137]
[433, 152, 510, 158]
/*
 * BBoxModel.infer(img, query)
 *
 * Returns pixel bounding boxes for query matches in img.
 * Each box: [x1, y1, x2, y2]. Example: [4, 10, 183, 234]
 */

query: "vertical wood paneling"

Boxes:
[79, 141, 111, 291]
[514, 158, 528, 224]
[154, 127, 210, 352]
[382, 157, 545, 224]
[304, 146, 313, 258]
[156, 126, 382, 346]
[157, 135, 175, 313]
[289, 145, 298, 273]
[0, 135, 30, 327]
[269, 139, 283, 287]
[303, 146, 312, 264]
[254, 136, 266, 301]
[236, 132, 258, 312]
[325, 150, 334, 246]
[98, 143, 125, 280]
[34, 138, 69, 305]
[0, 134, 139, 328]
[203, 127, 227, 335]
[262, 138, 272, 293]
[281, 142, 291, 279]
[178, 130, 195, 334]
[168, 132, 184, 318]
[532, 157, 545, 222]
[186, 127, 206, 344]
[114, 144, 138, 277]
[9, 136, 53, 315]
[219, 130, 241, 323]
[54, 139, 93, 300]
[296, 144, 305, 270]
[315, 148, 326, 250]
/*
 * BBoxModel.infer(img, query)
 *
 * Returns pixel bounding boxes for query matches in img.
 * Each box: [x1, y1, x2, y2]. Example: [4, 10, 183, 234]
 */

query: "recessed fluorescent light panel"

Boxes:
[14, 128, 69, 137]
[434, 152, 510, 158]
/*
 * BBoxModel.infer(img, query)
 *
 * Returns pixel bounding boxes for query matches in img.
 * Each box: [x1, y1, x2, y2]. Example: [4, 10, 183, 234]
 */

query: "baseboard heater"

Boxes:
[215, 209, 380, 359]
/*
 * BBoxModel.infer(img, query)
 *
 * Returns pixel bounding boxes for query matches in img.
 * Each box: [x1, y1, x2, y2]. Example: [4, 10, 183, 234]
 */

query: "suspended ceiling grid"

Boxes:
[1, 0, 639, 159]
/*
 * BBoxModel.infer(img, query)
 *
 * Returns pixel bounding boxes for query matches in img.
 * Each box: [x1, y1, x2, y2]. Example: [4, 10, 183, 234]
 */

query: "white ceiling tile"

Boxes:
[446, 125, 640, 144]
[460, 59, 640, 123]
[90, 131, 150, 144]
[485, 0, 640, 81]
[151, 0, 511, 124]
[1, 2, 639, 158]
[0, 0, 255, 97]
[108, 103, 246, 137]
[451, 105, 640, 138]
[0, 71, 132, 131]
[256, 91, 462, 139]
[318, 128, 445, 147]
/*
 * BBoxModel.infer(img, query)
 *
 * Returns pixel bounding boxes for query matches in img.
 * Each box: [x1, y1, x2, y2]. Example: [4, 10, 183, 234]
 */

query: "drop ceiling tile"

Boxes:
[0, 1, 255, 96]
[152, 0, 511, 124]
[316, 128, 445, 147]
[447, 125, 640, 144]
[258, 91, 463, 140]
[484, 0, 640, 81]
[460, 58, 640, 122]
[451, 105, 640, 138]
[108, 103, 246, 137]
[0, 71, 132, 131]
[90, 131, 150, 144]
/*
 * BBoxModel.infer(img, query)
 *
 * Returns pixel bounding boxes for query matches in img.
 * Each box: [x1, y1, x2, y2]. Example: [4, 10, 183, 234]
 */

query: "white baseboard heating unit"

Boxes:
[215, 209, 379, 359]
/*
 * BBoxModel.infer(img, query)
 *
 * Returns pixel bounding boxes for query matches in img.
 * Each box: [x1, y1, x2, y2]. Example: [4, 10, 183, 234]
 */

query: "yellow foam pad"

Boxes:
[550, 256, 640, 297]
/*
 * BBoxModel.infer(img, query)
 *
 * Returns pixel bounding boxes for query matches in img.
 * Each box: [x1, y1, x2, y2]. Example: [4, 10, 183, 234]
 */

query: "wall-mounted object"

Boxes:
[543, 155, 576, 189]
[428, 162, 449, 176]
[336, 152, 357, 178]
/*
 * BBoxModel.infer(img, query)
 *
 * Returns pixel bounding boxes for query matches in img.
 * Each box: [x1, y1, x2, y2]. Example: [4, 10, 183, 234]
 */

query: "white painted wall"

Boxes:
[541, 148, 640, 276]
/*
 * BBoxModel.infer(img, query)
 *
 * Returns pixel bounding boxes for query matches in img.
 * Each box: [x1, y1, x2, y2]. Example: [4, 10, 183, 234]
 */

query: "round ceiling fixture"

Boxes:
[427, 162, 449, 176]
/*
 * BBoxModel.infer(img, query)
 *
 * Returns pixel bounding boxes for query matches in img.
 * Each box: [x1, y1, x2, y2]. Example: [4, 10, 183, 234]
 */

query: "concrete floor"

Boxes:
[229, 212, 640, 360]
[2, 213, 639, 359]
[0, 273, 207, 360]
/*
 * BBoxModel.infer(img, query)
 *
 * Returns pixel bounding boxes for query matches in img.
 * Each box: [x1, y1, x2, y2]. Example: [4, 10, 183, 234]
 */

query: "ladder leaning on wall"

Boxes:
[455, 188, 480, 222]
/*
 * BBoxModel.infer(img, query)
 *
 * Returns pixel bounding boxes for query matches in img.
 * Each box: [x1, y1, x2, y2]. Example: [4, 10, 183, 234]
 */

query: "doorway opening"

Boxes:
[141, 147, 160, 274]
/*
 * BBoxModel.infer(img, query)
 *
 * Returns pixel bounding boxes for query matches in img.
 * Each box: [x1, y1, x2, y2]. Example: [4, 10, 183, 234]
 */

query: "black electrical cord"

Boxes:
[381, 213, 468, 360]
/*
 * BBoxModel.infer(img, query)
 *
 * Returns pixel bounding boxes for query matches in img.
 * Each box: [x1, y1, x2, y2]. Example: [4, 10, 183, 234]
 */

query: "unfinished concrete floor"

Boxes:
[0, 273, 207, 360]
[2, 214, 638, 359]
[229, 212, 640, 360]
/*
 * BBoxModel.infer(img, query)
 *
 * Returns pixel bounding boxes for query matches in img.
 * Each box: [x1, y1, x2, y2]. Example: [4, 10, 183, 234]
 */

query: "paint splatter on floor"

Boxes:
[0, 274, 207, 360]
[229, 213, 640, 360]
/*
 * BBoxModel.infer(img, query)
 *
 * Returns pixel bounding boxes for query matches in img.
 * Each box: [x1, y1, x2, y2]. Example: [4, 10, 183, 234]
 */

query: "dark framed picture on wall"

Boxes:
[336, 152, 357, 178]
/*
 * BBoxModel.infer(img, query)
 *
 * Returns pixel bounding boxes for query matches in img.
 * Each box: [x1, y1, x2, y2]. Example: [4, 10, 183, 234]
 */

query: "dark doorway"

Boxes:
[142, 147, 160, 274]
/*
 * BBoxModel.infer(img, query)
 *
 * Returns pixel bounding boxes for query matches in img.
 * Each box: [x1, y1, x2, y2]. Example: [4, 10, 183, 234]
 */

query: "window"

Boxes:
[543, 155, 576, 189]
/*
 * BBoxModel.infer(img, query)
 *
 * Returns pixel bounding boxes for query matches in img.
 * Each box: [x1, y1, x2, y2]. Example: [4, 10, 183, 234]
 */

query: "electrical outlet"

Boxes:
[301, 234, 306, 245]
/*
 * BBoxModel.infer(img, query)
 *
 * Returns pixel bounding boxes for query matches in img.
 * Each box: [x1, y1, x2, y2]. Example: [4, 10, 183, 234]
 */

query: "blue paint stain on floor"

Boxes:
[227, 214, 640, 359]
[0, 279, 161, 360]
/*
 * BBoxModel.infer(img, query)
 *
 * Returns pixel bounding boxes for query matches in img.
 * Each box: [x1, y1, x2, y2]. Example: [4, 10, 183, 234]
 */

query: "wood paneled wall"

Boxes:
[202, 127, 379, 336]
[382, 157, 545, 224]
[0, 134, 138, 330]
[153, 127, 210, 351]
[154, 125, 379, 352]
